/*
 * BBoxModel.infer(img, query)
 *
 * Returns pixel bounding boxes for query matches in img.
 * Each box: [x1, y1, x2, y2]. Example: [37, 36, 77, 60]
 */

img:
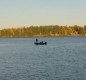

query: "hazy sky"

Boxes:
[0, 0, 86, 29]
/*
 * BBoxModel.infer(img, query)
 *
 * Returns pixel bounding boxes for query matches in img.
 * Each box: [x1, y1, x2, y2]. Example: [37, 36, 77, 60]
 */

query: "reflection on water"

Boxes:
[0, 37, 86, 80]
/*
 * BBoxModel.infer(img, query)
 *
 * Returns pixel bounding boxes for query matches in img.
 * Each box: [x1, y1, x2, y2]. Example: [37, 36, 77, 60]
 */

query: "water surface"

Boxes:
[0, 37, 86, 80]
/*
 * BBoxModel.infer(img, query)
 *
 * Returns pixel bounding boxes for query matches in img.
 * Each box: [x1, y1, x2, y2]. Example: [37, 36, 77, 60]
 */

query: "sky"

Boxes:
[0, 0, 86, 29]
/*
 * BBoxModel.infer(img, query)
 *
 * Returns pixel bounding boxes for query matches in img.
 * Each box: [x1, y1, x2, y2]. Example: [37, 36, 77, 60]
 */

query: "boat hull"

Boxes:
[34, 42, 47, 45]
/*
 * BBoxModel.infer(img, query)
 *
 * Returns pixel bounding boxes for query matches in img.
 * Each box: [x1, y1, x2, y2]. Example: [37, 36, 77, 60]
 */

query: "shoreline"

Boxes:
[0, 35, 86, 38]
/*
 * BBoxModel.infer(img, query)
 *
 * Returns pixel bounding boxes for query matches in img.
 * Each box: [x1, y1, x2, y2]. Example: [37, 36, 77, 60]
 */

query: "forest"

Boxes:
[0, 25, 86, 37]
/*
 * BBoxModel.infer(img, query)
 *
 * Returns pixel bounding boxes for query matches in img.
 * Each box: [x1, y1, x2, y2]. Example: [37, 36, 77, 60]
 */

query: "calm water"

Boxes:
[0, 37, 86, 80]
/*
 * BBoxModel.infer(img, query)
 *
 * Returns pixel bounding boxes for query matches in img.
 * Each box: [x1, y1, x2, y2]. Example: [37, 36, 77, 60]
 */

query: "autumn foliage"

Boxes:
[0, 25, 86, 37]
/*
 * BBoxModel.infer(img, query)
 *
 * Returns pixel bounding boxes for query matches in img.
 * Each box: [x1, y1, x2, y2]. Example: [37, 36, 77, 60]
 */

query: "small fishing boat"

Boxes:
[34, 38, 47, 45]
[34, 41, 47, 45]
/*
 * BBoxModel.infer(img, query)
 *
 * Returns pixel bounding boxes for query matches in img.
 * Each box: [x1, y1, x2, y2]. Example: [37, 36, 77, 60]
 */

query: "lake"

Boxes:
[0, 36, 86, 80]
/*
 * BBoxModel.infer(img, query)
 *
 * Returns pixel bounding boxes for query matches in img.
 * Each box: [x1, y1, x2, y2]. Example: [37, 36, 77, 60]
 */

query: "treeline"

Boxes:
[0, 25, 86, 37]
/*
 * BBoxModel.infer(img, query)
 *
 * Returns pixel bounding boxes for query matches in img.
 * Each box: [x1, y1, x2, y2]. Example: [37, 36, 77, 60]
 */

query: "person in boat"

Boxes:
[36, 38, 38, 43]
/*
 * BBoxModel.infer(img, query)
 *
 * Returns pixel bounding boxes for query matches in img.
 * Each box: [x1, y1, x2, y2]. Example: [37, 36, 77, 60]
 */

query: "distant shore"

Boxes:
[0, 25, 86, 38]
